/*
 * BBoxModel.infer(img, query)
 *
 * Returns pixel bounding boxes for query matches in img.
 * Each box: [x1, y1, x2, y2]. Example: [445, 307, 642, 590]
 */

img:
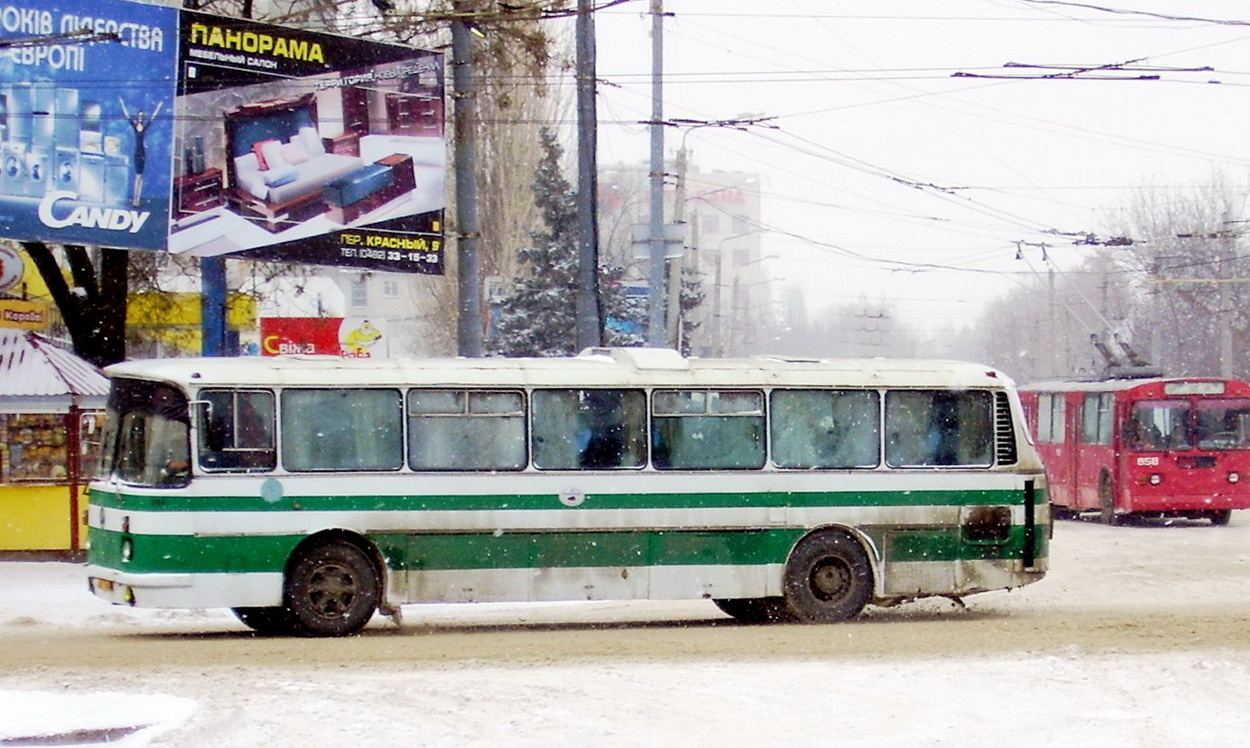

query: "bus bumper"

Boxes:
[85, 565, 282, 609]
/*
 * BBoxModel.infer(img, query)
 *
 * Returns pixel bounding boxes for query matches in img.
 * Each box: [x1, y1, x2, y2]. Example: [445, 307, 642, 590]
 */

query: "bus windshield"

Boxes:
[1195, 398, 1250, 450]
[102, 378, 191, 487]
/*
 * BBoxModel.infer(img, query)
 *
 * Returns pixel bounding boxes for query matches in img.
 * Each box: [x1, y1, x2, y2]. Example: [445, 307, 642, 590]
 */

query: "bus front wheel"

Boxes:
[782, 531, 873, 623]
[231, 606, 296, 635]
[285, 540, 380, 637]
[712, 597, 794, 623]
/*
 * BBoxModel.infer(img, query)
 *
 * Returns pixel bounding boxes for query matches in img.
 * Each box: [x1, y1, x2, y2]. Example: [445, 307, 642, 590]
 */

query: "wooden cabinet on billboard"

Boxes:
[385, 94, 443, 136]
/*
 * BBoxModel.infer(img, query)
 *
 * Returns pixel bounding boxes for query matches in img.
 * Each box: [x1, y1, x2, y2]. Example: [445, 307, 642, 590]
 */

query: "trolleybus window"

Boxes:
[884, 390, 993, 467]
[280, 388, 403, 471]
[1036, 393, 1066, 444]
[651, 390, 766, 470]
[531, 389, 646, 469]
[770, 389, 879, 468]
[1082, 392, 1114, 445]
[1126, 400, 1187, 450]
[408, 389, 527, 470]
[198, 390, 276, 472]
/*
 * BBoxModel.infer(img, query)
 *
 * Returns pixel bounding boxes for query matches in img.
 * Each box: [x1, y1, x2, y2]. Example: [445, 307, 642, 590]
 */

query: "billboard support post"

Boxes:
[201, 257, 226, 356]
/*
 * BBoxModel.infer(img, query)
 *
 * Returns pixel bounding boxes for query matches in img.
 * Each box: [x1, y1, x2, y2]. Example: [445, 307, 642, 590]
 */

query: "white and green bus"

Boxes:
[86, 348, 1050, 636]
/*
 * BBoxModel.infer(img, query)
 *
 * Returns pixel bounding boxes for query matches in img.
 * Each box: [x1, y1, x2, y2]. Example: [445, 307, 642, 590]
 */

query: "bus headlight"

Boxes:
[1230, 472, 1241, 484]
[1149, 474, 1162, 486]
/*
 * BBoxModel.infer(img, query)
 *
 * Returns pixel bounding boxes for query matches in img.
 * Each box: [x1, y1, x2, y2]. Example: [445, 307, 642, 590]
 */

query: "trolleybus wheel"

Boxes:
[712, 597, 795, 623]
[1209, 509, 1232, 526]
[231, 606, 296, 636]
[782, 531, 873, 623]
[285, 540, 380, 637]
[1098, 472, 1117, 526]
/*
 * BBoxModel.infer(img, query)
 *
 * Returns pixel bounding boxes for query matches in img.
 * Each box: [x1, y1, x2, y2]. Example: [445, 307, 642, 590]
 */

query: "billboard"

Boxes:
[0, 0, 179, 250]
[0, 0, 445, 274]
[260, 316, 387, 357]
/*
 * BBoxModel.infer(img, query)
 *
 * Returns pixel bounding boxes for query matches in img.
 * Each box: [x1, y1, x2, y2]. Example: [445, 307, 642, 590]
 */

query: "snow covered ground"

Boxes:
[3, 516, 1250, 747]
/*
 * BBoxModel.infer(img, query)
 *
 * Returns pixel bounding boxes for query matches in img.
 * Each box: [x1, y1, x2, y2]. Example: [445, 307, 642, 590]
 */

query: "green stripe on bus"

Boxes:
[88, 487, 1040, 513]
[87, 525, 1044, 575]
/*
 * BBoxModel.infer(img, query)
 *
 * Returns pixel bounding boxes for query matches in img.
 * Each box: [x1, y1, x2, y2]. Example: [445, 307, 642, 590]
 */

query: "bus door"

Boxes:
[1031, 391, 1077, 508]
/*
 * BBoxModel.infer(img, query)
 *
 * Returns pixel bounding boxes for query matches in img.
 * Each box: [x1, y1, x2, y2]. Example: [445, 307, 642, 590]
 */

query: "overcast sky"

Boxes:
[588, 0, 1250, 333]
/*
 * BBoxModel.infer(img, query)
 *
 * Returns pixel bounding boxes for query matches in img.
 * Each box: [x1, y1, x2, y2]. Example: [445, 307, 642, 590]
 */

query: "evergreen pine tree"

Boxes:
[491, 128, 646, 356]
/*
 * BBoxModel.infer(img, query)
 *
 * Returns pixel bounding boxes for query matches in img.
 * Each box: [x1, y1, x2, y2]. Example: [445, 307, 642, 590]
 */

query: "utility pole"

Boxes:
[451, 1, 482, 357]
[645, 0, 666, 347]
[575, 0, 602, 349]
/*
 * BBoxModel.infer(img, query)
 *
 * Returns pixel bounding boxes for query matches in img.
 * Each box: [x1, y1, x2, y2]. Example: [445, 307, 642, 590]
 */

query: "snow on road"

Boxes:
[3, 516, 1250, 747]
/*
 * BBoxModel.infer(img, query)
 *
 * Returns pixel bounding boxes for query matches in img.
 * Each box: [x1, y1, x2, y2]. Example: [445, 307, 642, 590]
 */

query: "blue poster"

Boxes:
[0, 0, 177, 250]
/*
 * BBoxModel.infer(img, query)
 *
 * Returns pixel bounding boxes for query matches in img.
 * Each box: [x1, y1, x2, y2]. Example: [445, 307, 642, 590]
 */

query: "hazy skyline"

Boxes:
[590, 1, 1250, 334]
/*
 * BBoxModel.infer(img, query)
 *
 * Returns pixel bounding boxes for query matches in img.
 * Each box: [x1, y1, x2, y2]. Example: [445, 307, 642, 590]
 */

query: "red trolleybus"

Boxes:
[1020, 377, 1250, 525]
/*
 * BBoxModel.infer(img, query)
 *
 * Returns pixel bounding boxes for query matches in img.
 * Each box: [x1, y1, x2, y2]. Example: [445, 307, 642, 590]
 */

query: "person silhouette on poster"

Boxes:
[118, 97, 163, 207]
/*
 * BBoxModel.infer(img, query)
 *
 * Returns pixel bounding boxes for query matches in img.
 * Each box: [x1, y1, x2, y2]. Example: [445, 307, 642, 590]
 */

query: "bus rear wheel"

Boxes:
[285, 540, 380, 637]
[713, 597, 794, 623]
[1209, 509, 1232, 526]
[782, 531, 873, 623]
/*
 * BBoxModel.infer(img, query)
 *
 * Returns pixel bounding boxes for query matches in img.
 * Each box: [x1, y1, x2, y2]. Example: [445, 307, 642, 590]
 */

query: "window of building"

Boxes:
[350, 277, 368, 308]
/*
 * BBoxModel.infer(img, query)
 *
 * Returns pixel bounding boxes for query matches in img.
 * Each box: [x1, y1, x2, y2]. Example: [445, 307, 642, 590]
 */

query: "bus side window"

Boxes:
[771, 389, 879, 469]
[531, 389, 646, 470]
[885, 390, 993, 468]
[281, 389, 403, 472]
[652, 390, 766, 470]
[408, 389, 526, 471]
[197, 390, 276, 472]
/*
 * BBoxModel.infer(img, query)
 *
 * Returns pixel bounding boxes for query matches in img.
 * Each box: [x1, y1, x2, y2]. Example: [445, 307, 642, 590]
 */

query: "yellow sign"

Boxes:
[0, 299, 51, 330]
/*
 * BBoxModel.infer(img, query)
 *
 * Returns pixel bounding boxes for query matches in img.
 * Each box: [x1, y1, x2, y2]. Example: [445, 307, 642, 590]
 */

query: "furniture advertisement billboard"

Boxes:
[0, 0, 445, 274]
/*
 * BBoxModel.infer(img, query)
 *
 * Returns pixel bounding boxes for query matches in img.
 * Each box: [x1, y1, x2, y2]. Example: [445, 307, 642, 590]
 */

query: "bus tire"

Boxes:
[1209, 509, 1232, 526]
[712, 597, 794, 624]
[284, 540, 380, 637]
[231, 606, 296, 636]
[782, 531, 873, 623]
[1098, 472, 1117, 526]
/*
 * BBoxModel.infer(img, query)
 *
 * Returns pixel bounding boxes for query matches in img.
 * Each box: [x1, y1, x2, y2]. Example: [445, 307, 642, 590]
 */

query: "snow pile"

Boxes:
[0, 690, 195, 747]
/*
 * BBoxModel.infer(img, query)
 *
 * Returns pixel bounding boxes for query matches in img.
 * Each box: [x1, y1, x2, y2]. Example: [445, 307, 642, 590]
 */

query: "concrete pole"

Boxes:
[452, 3, 482, 357]
[575, 0, 602, 350]
[646, 0, 667, 347]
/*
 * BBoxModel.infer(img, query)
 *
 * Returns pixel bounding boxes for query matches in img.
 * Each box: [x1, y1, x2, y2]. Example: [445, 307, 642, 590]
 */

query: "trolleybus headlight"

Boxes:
[1149, 474, 1162, 485]
[1229, 472, 1241, 484]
